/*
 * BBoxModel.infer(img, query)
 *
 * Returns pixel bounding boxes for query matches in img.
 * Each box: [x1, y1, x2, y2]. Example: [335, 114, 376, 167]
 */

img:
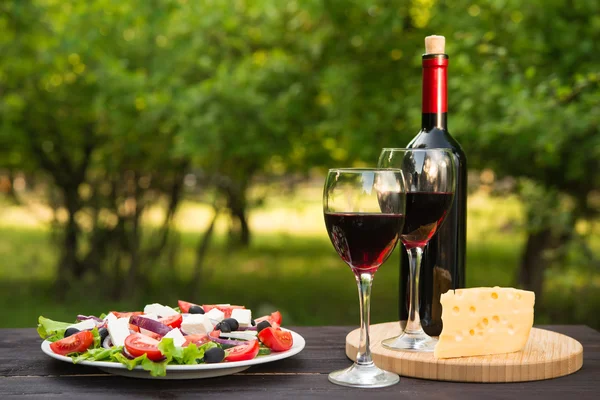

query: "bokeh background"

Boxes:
[1, 0, 598, 329]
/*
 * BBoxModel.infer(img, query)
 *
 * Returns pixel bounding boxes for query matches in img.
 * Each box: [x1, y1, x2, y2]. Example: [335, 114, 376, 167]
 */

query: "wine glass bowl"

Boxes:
[378, 149, 456, 352]
[323, 168, 405, 388]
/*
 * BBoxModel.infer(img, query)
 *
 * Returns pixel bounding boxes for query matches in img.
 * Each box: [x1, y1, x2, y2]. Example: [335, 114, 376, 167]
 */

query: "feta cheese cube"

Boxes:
[180, 314, 213, 335]
[205, 308, 225, 323]
[104, 312, 118, 324]
[162, 328, 186, 347]
[160, 305, 179, 317]
[142, 313, 159, 321]
[230, 309, 252, 328]
[67, 319, 96, 331]
[143, 303, 179, 318]
[107, 317, 131, 347]
[144, 303, 165, 316]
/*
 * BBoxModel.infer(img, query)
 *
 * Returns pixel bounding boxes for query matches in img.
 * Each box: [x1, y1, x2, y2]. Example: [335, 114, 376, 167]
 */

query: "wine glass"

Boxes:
[377, 149, 456, 352]
[323, 168, 405, 388]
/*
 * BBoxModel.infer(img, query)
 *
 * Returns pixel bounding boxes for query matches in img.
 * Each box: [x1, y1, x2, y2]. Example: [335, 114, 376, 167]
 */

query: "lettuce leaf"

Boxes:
[111, 352, 169, 377]
[90, 327, 102, 349]
[37, 316, 72, 342]
[71, 346, 123, 364]
[158, 338, 218, 365]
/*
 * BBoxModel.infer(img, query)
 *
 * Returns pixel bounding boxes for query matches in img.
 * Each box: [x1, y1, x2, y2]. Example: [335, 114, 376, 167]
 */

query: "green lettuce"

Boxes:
[112, 352, 170, 377]
[158, 338, 218, 364]
[71, 346, 123, 364]
[90, 327, 102, 348]
[37, 316, 72, 342]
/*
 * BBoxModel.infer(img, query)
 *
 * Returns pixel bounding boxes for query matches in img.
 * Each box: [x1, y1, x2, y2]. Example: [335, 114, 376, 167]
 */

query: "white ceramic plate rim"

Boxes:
[41, 329, 305, 371]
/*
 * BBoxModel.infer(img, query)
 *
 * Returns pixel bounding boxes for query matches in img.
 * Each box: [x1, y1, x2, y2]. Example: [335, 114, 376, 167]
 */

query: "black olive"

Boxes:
[64, 327, 80, 338]
[216, 321, 231, 333]
[251, 319, 256, 326]
[204, 347, 225, 363]
[189, 305, 205, 314]
[256, 320, 271, 333]
[222, 318, 239, 331]
[98, 327, 109, 343]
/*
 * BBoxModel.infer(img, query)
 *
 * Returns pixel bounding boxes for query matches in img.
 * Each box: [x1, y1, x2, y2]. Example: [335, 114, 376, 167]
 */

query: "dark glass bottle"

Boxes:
[399, 50, 467, 336]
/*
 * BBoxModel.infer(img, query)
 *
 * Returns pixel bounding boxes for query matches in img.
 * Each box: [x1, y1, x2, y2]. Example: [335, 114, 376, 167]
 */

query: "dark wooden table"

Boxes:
[1, 325, 598, 399]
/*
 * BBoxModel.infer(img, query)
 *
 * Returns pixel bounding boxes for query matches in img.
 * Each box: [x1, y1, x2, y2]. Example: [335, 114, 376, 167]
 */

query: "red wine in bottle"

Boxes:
[399, 35, 467, 336]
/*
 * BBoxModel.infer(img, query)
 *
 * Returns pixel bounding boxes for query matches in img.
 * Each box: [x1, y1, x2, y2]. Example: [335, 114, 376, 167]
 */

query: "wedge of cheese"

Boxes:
[434, 287, 535, 359]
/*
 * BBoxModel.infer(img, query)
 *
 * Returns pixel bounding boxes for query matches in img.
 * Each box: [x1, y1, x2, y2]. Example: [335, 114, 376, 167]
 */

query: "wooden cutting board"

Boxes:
[345, 322, 583, 382]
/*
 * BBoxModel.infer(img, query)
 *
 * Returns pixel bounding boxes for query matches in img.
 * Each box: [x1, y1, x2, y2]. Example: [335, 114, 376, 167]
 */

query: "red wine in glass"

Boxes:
[377, 148, 456, 352]
[324, 213, 405, 274]
[323, 168, 404, 388]
[401, 192, 453, 249]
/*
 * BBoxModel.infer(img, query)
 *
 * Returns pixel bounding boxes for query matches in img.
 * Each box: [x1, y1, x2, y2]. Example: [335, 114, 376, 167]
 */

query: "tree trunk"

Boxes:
[56, 188, 81, 297]
[192, 207, 219, 295]
[225, 184, 250, 247]
[518, 228, 554, 302]
[231, 205, 250, 246]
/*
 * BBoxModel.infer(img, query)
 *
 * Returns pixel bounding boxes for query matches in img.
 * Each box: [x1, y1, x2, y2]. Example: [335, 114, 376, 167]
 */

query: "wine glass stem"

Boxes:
[355, 272, 374, 366]
[406, 246, 424, 334]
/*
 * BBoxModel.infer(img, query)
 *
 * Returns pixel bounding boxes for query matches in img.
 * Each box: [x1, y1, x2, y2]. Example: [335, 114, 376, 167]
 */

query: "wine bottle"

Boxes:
[399, 35, 467, 336]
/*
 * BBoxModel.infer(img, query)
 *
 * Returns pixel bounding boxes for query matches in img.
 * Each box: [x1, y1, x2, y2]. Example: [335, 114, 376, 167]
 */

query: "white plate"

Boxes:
[41, 329, 305, 379]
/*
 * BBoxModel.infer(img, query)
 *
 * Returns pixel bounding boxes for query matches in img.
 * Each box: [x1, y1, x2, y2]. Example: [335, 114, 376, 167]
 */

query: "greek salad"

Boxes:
[38, 301, 292, 377]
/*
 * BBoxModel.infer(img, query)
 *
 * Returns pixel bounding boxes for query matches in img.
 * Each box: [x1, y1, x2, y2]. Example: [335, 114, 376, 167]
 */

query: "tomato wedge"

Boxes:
[258, 327, 293, 352]
[124, 333, 164, 361]
[182, 334, 210, 347]
[224, 340, 259, 362]
[177, 300, 198, 314]
[255, 311, 282, 328]
[50, 331, 94, 356]
[111, 311, 143, 319]
[159, 314, 183, 329]
[202, 305, 245, 319]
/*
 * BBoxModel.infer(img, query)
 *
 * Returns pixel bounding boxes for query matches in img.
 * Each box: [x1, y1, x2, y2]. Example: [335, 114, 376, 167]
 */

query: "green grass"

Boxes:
[0, 190, 598, 329]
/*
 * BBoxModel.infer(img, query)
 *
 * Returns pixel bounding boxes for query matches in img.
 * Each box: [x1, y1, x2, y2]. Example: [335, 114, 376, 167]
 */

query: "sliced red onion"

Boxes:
[219, 331, 257, 341]
[102, 336, 113, 349]
[129, 316, 171, 336]
[238, 326, 257, 331]
[209, 336, 254, 347]
[122, 347, 135, 360]
[77, 315, 104, 323]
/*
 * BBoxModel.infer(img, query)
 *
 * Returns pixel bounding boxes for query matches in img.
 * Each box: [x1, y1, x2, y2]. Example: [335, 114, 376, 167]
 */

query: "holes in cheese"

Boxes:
[434, 287, 535, 359]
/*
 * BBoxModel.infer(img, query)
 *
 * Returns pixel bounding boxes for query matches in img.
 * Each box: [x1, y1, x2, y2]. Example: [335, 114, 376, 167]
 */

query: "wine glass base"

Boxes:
[382, 331, 437, 352]
[328, 362, 399, 388]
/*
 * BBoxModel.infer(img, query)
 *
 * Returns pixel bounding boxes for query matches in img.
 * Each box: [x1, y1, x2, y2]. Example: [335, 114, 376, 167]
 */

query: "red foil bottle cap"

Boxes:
[422, 56, 448, 114]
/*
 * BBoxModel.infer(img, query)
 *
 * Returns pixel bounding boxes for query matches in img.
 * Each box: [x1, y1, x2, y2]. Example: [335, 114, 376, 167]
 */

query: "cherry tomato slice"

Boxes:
[177, 300, 197, 314]
[182, 334, 210, 347]
[124, 333, 163, 361]
[50, 331, 94, 356]
[254, 311, 282, 328]
[202, 305, 245, 319]
[111, 311, 143, 319]
[257, 327, 293, 352]
[159, 314, 183, 329]
[224, 340, 260, 362]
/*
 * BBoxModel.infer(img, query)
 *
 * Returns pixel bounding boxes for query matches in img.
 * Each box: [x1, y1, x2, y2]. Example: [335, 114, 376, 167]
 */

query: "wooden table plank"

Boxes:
[0, 325, 598, 399]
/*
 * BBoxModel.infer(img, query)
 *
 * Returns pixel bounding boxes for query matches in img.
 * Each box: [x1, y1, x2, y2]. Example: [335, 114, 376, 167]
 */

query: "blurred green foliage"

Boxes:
[0, 1, 598, 308]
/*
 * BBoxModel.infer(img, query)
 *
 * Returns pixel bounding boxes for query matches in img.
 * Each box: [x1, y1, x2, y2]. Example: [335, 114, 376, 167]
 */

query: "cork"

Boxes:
[425, 35, 446, 54]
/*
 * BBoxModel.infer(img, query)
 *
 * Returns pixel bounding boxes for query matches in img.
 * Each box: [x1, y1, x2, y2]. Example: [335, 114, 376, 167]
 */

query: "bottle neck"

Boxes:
[421, 54, 448, 131]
